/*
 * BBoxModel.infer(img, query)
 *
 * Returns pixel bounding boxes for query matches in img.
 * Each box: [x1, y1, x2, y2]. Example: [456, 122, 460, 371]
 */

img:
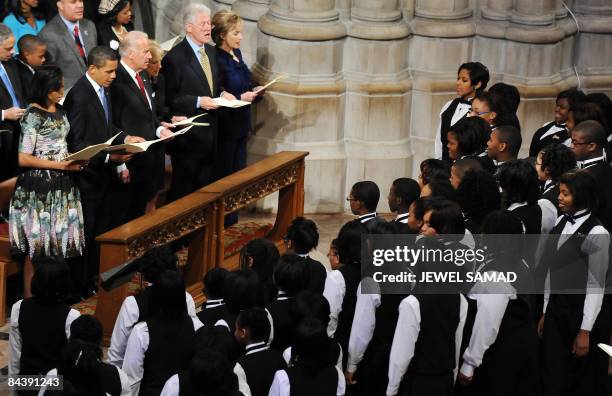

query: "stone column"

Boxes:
[412, 0, 474, 38]
[349, 0, 410, 39]
[511, 0, 556, 26]
[233, 0, 271, 22]
[482, 0, 513, 21]
[231, 0, 272, 67]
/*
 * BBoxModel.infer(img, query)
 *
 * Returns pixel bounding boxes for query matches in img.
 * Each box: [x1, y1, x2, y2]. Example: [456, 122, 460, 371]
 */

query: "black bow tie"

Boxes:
[554, 122, 567, 129]
[458, 98, 471, 105]
[563, 211, 589, 225]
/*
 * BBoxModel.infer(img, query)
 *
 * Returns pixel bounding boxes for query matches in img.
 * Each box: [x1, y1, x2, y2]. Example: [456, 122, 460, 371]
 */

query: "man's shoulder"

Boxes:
[80, 17, 95, 30]
[164, 39, 190, 61]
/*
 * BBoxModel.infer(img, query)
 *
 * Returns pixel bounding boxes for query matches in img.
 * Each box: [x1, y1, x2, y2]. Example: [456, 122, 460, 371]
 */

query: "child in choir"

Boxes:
[267, 254, 310, 352]
[457, 211, 540, 396]
[348, 181, 386, 231]
[40, 315, 130, 395]
[197, 267, 228, 326]
[122, 270, 203, 396]
[386, 199, 468, 396]
[406, 198, 426, 233]
[529, 88, 586, 157]
[470, 91, 520, 131]
[240, 237, 280, 306]
[488, 82, 520, 114]
[455, 169, 501, 234]
[9, 256, 80, 380]
[539, 171, 609, 396]
[486, 125, 522, 171]
[498, 160, 543, 234]
[323, 221, 368, 369]
[327, 238, 340, 270]
[285, 217, 327, 294]
[269, 317, 345, 396]
[449, 158, 482, 189]
[234, 307, 287, 396]
[108, 246, 196, 367]
[388, 177, 421, 233]
[217, 269, 259, 333]
[419, 178, 456, 200]
[418, 159, 451, 189]
[435, 61, 490, 161]
[566, 100, 606, 133]
[446, 116, 494, 171]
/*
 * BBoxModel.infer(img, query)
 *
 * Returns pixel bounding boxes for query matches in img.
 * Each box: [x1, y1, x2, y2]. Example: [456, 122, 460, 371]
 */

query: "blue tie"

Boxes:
[0, 65, 20, 108]
[98, 87, 109, 123]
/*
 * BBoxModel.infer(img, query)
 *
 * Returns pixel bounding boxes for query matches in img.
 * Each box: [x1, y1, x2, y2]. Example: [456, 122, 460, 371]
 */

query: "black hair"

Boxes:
[570, 101, 608, 135]
[419, 159, 451, 185]
[586, 93, 612, 134]
[9, 0, 44, 24]
[449, 116, 491, 157]
[495, 125, 522, 157]
[138, 245, 177, 284]
[31, 255, 72, 302]
[99, 0, 131, 26]
[56, 339, 105, 396]
[392, 178, 421, 208]
[236, 307, 271, 343]
[203, 267, 228, 300]
[559, 171, 599, 212]
[29, 65, 63, 106]
[286, 217, 319, 254]
[330, 238, 338, 251]
[189, 350, 239, 396]
[557, 88, 587, 108]
[456, 169, 501, 226]
[498, 160, 540, 205]
[411, 197, 428, 221]
[336, 221, 367, 269]
[426, 198, 465, 235]
[150, 270, 188, 324]
[292, 317, 332, 375]
[572, 120, 607, 149]
[194, 325, 240, 363]
[458, 62, 490, 91]
[223, 269, 258, 314]
[481, 210, 524, 235]
[351, 181, 380, 212]
[273, 254, 309, 295]
[239, 238, 279, 282]
[290, 290, 331, 327]
[87, 45, 118, 68]
[17, 34, 45, 56]
[426, 178, 457, 201]
[452, 157, 483, 180]
[539, 143, 577, 182]
[488, 82, 520, 113]
[70, 315, 103, 344]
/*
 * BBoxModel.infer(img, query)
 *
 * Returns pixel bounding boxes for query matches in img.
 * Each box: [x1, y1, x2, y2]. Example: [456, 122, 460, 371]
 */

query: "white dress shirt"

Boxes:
[9, 300, 81, 376]
[386, 294, 468, 396]
[323, 270, 346, 337]
[346, 279, 381, 373]
[108, 291, 197, 367]
[434, 99, 471, 159]
[38, 366, 131, 395]
[537, 121, 570, 146]
[268, 367, 346, 396]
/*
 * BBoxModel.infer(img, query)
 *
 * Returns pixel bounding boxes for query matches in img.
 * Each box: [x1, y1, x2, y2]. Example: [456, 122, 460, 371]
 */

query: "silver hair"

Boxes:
[0, 23, 13, 44]
[183, 3, 211, 27]
[119, 30, 149, 58]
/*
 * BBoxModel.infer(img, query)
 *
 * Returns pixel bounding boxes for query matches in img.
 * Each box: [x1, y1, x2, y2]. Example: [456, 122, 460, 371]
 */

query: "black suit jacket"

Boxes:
[161, 39, 220, 159]
[15, 58, 34, 100]
[0, 58, 25, 181]
[110, 63, 161, 184]
[64, 74, 124, 198]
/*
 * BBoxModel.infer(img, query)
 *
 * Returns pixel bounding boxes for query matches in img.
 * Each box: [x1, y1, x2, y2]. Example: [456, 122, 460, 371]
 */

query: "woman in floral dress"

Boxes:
[9, 65, 85, 298]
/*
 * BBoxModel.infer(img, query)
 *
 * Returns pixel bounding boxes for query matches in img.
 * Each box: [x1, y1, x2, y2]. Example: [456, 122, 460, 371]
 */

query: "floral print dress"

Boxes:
[9, 105, 85, 258]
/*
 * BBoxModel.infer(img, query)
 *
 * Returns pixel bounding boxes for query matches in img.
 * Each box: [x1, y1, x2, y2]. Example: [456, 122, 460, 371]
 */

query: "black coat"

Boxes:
[0, 58, 25, 181]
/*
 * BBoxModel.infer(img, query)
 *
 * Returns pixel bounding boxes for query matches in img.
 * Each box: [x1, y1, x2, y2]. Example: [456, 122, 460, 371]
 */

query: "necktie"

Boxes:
[135, 73, 148, 102]
[98, 87, 109, 123]
[0, 65, 20, 108]
[198, 47, 214, 94]
[73, 25, 86, 64]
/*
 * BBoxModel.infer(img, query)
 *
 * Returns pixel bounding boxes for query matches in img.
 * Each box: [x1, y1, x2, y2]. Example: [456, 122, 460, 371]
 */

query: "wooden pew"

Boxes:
[201, 151, 308, 269]
[95, 191, 219, 342]
[0, 177, 18, 325]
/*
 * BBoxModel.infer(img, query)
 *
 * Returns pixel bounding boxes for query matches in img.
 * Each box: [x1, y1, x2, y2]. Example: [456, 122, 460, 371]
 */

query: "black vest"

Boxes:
[134, 287, 154, 322]
[407, 294, 460, 376]
[267, 297, 294, 352]
[334, 264, 361, 369]
[440, 98, 468, 162]
[286, 366, 338, 396]
[61, 362, 123, 396]
[196, 300, 227, 326]
[18, 298, 70, 375]
[238, 344, 287, 396]
[510, 204, 543, 235]
[303, 257, 326, 295]
[140, 316, 196, 396]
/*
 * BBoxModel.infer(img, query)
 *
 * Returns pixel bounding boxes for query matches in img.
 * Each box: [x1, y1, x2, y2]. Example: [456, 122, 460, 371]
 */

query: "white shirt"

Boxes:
[358, 212, 378, 223]
[542, 210, 610, 331]
[38, 367, 131, 395]
[268, 367, 346, 396]
[394, 213, 409, 224]
[121, 316, 204, 395]
[538, 121, 569, 145]
[577, 154, 606, 170]
[386, 294, 468, 396]
[323, 270, 346, 337]
[9, 299, 81, 376]
[346, 279, 381, 373]
[108, 291, 197, 367]
[160, 363, 252, 396]
[434, 98, 471, 159]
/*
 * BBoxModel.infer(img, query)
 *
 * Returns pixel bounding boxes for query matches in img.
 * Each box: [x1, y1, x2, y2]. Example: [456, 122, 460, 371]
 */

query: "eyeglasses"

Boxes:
[346, 197, 358, 202]
[469, 110, 491, 116]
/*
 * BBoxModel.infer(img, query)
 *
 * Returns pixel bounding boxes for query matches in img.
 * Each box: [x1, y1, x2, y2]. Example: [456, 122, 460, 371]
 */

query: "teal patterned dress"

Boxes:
[8, 105, 85, 258]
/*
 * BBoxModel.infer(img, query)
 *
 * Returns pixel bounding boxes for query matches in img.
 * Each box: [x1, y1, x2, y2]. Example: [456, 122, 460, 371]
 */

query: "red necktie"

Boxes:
[73, 25, 86, 63]
[135, 73, 148, 101]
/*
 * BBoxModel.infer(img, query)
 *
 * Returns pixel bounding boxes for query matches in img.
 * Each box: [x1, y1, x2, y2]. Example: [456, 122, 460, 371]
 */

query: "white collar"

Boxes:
[120, 60, 140, 80]
[297, 253, 309, 258]
[395, 213, 409, 223]
[359, 212, 377, 222]
[507, 201, 528, 211]
[543, 179, 555, 193]
[245, 341, 268, 355]
[578, 155, 606, 169]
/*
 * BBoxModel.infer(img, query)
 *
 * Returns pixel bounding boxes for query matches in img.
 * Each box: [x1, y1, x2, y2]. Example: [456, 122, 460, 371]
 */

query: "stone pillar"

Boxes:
[231, 0, 272, 67]
[511, 0, 556, 26]
[336, 0, 351, 20]
[349, 0, 410, 39]
[412, 0, 474, 38]
[482, 0, 513, 21]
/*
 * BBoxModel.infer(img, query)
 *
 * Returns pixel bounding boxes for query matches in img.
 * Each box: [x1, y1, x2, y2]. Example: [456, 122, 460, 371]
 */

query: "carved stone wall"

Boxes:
[151, 0, 612, 213]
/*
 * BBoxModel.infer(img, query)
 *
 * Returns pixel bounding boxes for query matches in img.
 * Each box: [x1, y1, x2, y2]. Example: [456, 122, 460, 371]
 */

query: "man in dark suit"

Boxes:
[0, 24, 25, 182]
[15, 35, 47, 97]
[161, 3, 235, 202]
[65, 45, 143, 297]
[111, 30, 173, 221]
[39, 0, 97, 90]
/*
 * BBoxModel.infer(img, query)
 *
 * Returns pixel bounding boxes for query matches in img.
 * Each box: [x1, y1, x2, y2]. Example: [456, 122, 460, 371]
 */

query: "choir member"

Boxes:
[388, 177, 421, 232]
[498, 160, 543, 234]
[284, 217, 327, 294]
[486, 125, 522, 172]
[455, 169, 501, 234]
[450, 158, 482, 189]
[417, 158, 450, 189]
[239, 238, 280, 307]
[347, 181, 386, 231]
[216, 269, 259, 334]
[420, 178, 456, 200]
[196, 267, 228, 326]
[327, 238, 340, 270]
[470, 90, 520, 131]
[447, 116, 494, 172]
[488, 82, 520, 114]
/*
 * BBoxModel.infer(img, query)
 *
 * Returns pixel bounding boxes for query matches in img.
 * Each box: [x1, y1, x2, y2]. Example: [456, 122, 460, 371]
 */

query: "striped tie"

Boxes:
[198, 48, 213, 94]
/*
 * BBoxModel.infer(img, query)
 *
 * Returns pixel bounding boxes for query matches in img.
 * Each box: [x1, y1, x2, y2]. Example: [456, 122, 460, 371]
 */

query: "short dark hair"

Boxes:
[223, 269, 258, 314]
[369, 221, 396, 235]
[453, 157, 483, 181]
[571, 102, 607, 135]
[426, 198, 465, 235]
[87, 45, 118, 68]
[351, 181, 380, 212]
[495, 125, 522, 157]
[450, 116, 491, 156]
[559, 171, 598, 212]
[427, 178, 456, 201]
[290, 290, 331, 327]
[475, 91, 519, 128]
[481, 210, 524, 235]
[458, 62, 490, 91]
[456, 169, 501, 226]
[273, 254, 309, 295]
[70, 315, 103, 344]
[203, 267, 228, 300]
[188, 350, 238, 395]
[29, 65, 63, 106]
[150, 270, 187, 320]
[292, 317, 331, 372]
[194, 325, 240, 363]
[539, 143, 576, 182]
[419, 159, 451, 185]
[236, 307, 270, 342]
[573, 120, 607, 148]
[286, 217, 319, 254]
[557, 88, 586, 108]
[498, 160, 540, 205]
[488, 82, 520, 113]
[336, 221, 368, 268]
[138, 245, 177, 284]
[586, 93, 612, 134]
[239, 238, 279, 282]
[31, 255, 72, 302]
[17, 34, 45, 56]
[412, 197, 428, 221]
[392, 178, 420, 208]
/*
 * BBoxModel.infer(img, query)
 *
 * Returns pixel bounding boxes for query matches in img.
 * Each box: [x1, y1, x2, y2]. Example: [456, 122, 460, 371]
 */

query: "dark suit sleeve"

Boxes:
[161, 54, 198, 115]
[65, 91, 105, 167]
